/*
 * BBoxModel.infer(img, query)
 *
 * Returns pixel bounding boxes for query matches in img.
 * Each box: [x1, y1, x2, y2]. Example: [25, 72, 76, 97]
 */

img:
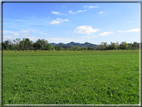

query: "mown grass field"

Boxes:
[3, 50, 139, 104]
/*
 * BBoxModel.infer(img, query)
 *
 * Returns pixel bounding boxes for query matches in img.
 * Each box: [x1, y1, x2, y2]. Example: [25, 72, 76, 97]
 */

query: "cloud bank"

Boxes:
[99, 32, 114, 36]
[69, 10, 87, 14]
[75, 25, 100, 35]
[51, 11, 65, 15]
[118, 28, 140, 32]
[84, 5, 98, 8]
[50, 18, 69, 24]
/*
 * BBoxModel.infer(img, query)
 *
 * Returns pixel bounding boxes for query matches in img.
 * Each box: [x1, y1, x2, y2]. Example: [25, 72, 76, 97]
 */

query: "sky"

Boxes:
[3, 2, 140, 45]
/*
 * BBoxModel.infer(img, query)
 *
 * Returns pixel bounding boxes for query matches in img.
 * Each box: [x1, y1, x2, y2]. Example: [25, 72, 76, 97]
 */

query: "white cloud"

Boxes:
[3, 31, 20, 40]
[56, 18, 62, 21]
[118, 30, 122, 32]
[3, 31, 15, 34]
[51, 11, 60, 14]
[22, 34, 29, 37]
[20, 30, 29, 33]
[50, 20, 60, 24]
[3, 36, 13, 41]
[39, 31, 48, 35]
[64, 19, 69, 21]
[31, 29, 48, 35]
[4, 36, 12, 39]
[99, 11, 104, 14]
[118, 28, 140, 32]
[75, 25, 100, 35]
[84, 5, 98, 8]
[51, 11, 66, 15]
[88, 6, 98, 8]
[50, 18, 69, 24]
[4, 18, 26, 22]
[47, 37, 73, 43]
[69, 10, 76, 14]
[13, 33, 20, 36]
[27, 36, 37, 41]
[99, 32, 114, 36]
[77, 10, 87, 12]
[69, 10, 87, 14]
[83, 35, 97, 38]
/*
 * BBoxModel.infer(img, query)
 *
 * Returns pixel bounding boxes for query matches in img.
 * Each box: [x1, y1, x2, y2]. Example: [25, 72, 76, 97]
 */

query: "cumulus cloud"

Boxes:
[50, 18, 69, 24]
[84, 5, 98, 8]
[99, 32, 114, 36]
[69, 10, 87, 14]
[118, 28, 140, 32]
[63, 19, 69, 21]
[51, 11, 60, 14]
[99, 11, 104, 14]
[69, 10, 76, 14]
[75, 25, 100, 35]
[50, 20, 60, 24]
[51, 11, 66, 15]
[3, 31, 20, 41]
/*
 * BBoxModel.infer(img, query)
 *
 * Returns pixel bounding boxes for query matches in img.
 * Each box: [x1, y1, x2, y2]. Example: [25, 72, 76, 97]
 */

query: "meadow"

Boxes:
[3, 50, 139, 104]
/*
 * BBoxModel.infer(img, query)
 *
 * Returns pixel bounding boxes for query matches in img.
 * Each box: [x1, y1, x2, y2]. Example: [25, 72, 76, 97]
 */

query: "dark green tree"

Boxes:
[120, 41, 128, 49]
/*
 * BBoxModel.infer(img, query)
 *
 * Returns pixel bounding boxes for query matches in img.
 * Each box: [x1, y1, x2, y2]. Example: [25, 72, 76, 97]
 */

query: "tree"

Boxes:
[71, 46, 79, 51]
[4, 40, 10, 50]
[100, 42, 108, 50]
[24, 38, 31, 50]
[46, 44, 52, 50]
[111, 42, 117, 49]
[19, 40, 24, 50]
[33, 39, 43, 50]
[9, 43, 15, 50]
[2, 42, 6, 50]
[80, 47, 87, 51]
[87, 47, 94, 50]
[120, 41, 128, 49]
[132, 42, 139, 49]
[65, 47, 69, 50]
[115, 42, 119, 50]
[58, 46, 64, 50]
[13, 38, 21, 50]
[128, 43, 132, 50]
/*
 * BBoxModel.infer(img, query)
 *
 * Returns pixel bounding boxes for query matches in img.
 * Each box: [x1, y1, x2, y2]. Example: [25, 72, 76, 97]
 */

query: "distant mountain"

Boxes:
[50, 43, 58, 46]
[50, 42, 98, 48]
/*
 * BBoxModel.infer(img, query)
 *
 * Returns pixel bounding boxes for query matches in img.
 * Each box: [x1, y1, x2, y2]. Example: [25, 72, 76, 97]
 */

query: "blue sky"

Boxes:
[3, 3, 140, 44]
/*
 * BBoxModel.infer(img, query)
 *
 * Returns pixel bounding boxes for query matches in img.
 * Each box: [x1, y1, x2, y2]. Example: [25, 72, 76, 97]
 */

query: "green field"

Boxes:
[3, 50, 139, 104]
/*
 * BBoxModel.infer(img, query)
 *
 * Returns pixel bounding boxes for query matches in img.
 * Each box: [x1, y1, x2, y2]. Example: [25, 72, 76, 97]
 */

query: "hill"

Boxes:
[50, 42, 98, 48]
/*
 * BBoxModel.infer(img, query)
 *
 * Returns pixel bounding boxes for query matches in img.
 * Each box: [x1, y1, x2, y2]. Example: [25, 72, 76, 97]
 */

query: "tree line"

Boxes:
[96, 42, 139, 50]
[1, 38, 139, 51]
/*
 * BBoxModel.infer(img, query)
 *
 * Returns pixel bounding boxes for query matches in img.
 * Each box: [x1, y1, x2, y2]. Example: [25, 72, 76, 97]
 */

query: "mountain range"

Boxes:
[50, 42, 98, 48]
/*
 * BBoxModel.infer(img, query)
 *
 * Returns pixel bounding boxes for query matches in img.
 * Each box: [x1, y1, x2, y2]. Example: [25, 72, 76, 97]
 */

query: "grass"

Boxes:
[3, 50, 139, 104]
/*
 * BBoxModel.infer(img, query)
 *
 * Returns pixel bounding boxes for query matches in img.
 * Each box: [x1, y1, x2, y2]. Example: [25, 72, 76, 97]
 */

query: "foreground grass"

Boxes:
[3, 50, 139, 104]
